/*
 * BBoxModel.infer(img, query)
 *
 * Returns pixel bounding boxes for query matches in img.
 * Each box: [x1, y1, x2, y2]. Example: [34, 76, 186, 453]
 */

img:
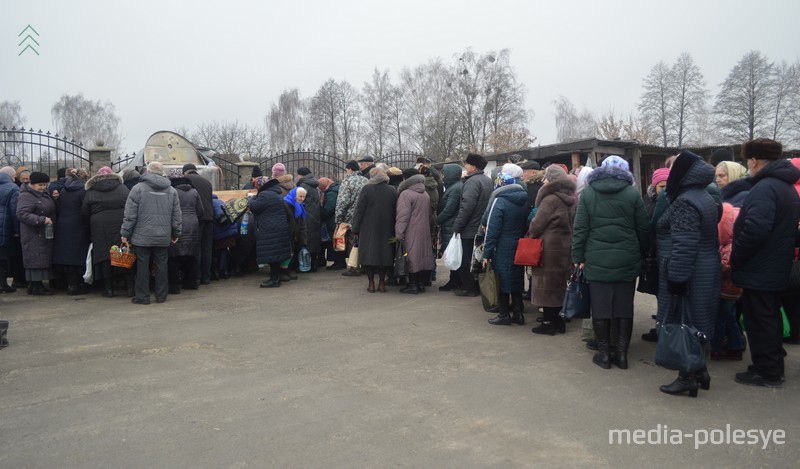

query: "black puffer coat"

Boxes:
[352, 173, 397, 267]
[249, 179, 291, 264]
[656, 154, 720, 339]
[732, 159, 800, 291]
[16, 184, 56, 269]
[53, 177, 90, 267]
[297, 174, 321, 255]
[169, 179, 204, 258]
[451, 171, 493, 239]
[82, 173, 129, 263]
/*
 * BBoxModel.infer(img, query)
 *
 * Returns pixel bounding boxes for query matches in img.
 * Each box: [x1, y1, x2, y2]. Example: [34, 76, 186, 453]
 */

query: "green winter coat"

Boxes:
[572, 166, 650, 282]
[436, 164, 463, 249]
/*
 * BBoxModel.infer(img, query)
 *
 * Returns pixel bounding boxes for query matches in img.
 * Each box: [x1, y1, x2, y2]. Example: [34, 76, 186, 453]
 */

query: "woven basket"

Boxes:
[110, 245, 136, 269]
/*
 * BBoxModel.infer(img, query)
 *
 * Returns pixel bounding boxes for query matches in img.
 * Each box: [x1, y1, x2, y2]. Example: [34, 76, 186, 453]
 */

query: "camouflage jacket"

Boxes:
[335, 171, 368, 224]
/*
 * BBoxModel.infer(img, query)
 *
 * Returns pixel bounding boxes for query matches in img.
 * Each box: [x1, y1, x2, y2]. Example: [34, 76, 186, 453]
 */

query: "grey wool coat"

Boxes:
[396, 175, 435, 273]
[82, 173, 129, 264]
[16, 183, 56, 269]
[526, 177, 577, 308]
[351, 173, 397, 267]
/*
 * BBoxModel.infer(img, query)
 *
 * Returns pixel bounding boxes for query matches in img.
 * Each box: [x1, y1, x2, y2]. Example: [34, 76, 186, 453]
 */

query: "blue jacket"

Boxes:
[732, 159, 800, 291]
[249, 179, 291, 264]
[0, 173, 20, 247]
[483, 185, 528, 294]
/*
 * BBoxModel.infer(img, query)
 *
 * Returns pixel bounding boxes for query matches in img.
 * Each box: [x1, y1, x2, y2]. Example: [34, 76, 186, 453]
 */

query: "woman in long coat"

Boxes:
[319, 178, 345, 270]
[657, 151, 720, 397]
[283, 187, 308, 281]
[82, 167, 131, 297]
[527, 165, 576, 335]
[572, 156, 650, 369]
[168, 177, 203, 294]
[395, 171, 435, 294]
[482, 174, 529, 325]
[297, 168, 322, 271]
[0, 167, 20, 292]
[16, 172, 56, 295]
[436, 163, 463, 291]
[250, 177, 291, 288]
[352, 167, 397, 292]
[53, 168, 91, 295]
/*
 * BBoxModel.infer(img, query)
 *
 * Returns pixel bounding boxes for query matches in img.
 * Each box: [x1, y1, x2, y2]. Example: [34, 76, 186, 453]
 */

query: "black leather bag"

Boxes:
[560, 266, 590, 319]
[637, 256, 659, 295]
[655, 295, 707, 372]
[394, 240, 407, 277]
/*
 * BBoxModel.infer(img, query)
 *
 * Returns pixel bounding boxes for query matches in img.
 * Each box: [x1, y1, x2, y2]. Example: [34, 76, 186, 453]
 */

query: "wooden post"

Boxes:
[571, 151, 581, 171]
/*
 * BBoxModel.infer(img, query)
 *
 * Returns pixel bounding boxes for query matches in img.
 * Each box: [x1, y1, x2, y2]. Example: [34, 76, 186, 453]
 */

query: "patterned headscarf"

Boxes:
[601, 155, 629, 171]
[253, 176, 270, 190]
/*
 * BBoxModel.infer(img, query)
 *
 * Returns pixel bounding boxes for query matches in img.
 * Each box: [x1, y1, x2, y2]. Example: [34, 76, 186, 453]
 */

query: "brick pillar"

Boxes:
[89, 141, 112, 172]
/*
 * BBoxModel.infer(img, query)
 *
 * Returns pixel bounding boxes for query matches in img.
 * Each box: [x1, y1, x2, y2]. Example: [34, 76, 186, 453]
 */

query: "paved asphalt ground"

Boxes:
[1, 263, 798, 468]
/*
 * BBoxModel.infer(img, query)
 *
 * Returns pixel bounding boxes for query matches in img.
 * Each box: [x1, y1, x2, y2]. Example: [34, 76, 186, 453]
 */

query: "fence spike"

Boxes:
[46, 131, 51, 135]
[1, 126, 5, 131]
[38, 129, 43, 133]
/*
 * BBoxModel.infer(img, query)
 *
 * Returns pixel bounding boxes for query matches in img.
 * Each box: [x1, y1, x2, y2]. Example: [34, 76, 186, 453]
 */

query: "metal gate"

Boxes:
[0, 127, 92, 176]
[259, 150, 351, 182]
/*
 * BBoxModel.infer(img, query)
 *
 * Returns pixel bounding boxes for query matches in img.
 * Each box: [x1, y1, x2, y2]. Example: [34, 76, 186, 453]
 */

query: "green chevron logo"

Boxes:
[18, 24, 40, 56]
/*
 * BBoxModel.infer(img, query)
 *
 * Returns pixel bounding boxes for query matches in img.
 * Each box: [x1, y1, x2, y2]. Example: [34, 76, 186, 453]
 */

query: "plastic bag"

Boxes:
[83, 243, 93, 284]
[443, 234, 462, 271]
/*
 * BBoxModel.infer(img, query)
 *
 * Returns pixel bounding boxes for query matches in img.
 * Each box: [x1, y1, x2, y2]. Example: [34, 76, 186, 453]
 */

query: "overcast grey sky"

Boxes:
[2, 0, 799, 154]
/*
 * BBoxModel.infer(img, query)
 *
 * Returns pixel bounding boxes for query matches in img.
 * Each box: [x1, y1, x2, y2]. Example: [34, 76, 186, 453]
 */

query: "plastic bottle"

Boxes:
[44, 223, 54, 240]
[239, 215, 249, 236]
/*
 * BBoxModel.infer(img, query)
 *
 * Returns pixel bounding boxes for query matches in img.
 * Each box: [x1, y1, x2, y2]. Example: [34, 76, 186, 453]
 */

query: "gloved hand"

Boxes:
[667, 281, 688, 295]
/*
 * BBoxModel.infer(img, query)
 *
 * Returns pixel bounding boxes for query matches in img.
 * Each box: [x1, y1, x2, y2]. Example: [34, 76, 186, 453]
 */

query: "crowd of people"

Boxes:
[1, 140, 798, 396]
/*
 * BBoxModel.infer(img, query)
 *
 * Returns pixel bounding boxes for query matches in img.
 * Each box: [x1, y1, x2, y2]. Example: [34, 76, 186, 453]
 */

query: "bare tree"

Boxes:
[553, 96, 595, 142]
[310, 79, 341, 155]
[51, 93, 122, 152]
[623, 113, 660, 145]
[596, 109, 626, 140]
[671, 53, 708, 147]
[337, 81, 362, 159]
[189, 121, 268, 159]
[0, 101, 26, 128]
[386, 85, 407, 152]
[714, 51, 774, 142]
[638, 61, 673, 147]
[480, 50, 529, 154]
[769, 60, 800, 144]
[267, 88, 311, 151]
[362, 69, 393, 156]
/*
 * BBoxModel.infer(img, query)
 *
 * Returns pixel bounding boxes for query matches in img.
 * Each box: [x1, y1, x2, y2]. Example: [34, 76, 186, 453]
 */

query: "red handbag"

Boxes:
[514, 238, 543, 266]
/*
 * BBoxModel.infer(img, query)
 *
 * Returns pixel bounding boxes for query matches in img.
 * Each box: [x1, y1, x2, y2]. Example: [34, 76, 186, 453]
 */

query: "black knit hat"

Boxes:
[464, 153, 487, 170]
[709, 148, 733, 166]
[251, 165, 263, 178]
[297, 167, 311, 176]
[182, 163, 197, 173]
[346, 160, 359, 171]
[29, 172, 49, 184]
[402, 168, 420, 180]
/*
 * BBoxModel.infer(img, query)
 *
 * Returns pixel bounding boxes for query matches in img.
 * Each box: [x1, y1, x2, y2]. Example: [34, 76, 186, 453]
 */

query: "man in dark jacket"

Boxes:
[121, 162, 182, 305]
[183, 163, 214, 286]
[358, 155, 377, 179]
[451, 153, 492, 296]
[731, 139, 800, 388]
[520, 160, 542, 213]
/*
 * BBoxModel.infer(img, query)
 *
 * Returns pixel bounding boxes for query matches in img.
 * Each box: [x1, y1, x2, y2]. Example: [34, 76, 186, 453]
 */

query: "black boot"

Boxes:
[103, 278, 115, 298]
[592, 319, 612, 369]
[489, 295, 512, 325]
[531, 307, 563, 335]
[125, 272, 135, 297]
[0, 265, 15, 293]
[660, 371, 699, 397]
[612, 318, 633, 370]
[0, 320, 8, 348]
[67, 273, 86, 295]
[400, 273, 420, 294]
[260, 273, 281, 288]
[32, 281, 53, 296]
[696, 366, 711, 391]
[510, 292, 525, 325]
[419, 271, 430, 292]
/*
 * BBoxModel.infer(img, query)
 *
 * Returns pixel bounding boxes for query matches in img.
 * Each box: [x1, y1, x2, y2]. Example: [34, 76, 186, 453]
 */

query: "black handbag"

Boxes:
[637, 256, 659, 295]
[789, 259, 800, 292]
[655, 295, 707, 372]
[394, 240, 407, 277]
[560, 266, 591, 319]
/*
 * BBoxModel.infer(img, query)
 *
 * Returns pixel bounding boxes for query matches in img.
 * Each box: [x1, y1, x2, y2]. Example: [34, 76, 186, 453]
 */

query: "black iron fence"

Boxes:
[111, 152, 136, 173]
[259, 150, 351, 182]
[0, 126, 92, 176]
[213, 153, 249, 190]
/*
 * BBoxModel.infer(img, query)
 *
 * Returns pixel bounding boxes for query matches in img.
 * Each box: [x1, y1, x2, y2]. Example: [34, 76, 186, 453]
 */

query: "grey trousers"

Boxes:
[134, 245, 168, 301]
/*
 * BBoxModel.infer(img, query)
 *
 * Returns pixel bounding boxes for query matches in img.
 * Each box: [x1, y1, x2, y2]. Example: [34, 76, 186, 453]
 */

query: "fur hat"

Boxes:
[271, 163, 287, 177]
[520, 160, 540, 170]
[601, 155, 629, 171]
[402, 168, 420, 180]
[465, 153, 487, 170]
[297, 167, 311, 176]
[387, 167, 403, 177]
[508, 153, 523, 164]
[29, 172, 50, 184]
[710, 148, 734, 166]
[651, 168, 670, 187]
[743, 138, 782, 160]
[0, 166, 16, 179]
[345, 160, 359, 172]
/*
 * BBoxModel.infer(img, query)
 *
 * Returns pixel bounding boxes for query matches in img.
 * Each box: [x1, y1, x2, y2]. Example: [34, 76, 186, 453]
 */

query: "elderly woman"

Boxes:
[483, 174, 529, 325]
[82, 166, 131, 297]
[572, 156, 649, 368]
[657, 151, 719, 396]
[0, 166, 19, 292]
[283, 186, 308, 281]
[168, 176, 203, 294]
[16, 172, 56, 295]
[250, 177, 291, 288]
[396, 169, 435, 294]
[53, 168, 91, 295]
[527, 165, 577, 335]
[351, 167, 397, 292]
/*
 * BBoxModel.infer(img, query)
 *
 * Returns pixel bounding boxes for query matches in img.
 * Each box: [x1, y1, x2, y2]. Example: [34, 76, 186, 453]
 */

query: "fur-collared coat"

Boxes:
[82, 173, 130, 264]
[352, 173, 397, 267]
[16, 183, 56, 270]
[527, 177, 577, 307]
[396, 175, 435, 273]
